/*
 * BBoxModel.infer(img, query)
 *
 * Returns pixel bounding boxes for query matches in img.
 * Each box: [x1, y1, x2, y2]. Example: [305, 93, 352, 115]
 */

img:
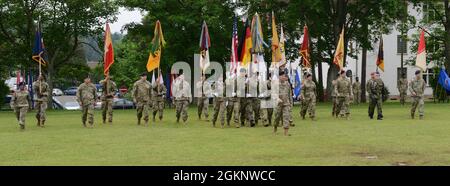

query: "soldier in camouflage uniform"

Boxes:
[226, 72, 242, 128]
[260, 73, 274, 127]
[409, 70, 426, 119]
[397, 73, 408, 106]
[32, 75, 49, 127]
[212, 77, 226, 128]
[152, 74, 167, 122]
[99, 75, 116, 124]
[274, 70, 291, 136]
[76, 76, 98, 128]
[300, 73, 316, 120]
[249, 72, 260, 126]
[240, 73, 256, 127]
[331, 74, 339, 117]
[132, 73, 151, 126]
[352, 77, 361, 105]
[335, 70, 353, 119]
[173, 74, 192, 123]
[10, 82, 31, 130]
[367, 72, 384, 120]
[196, 75, 210, 121]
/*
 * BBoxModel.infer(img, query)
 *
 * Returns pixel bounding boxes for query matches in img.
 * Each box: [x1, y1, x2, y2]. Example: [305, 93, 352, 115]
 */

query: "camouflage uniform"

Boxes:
[249, 75, 260, 126]
[398, 77, 408, 105]
[99, 78, 116, 123]
[300, 79, 316, 120]
[260, 78, 274, 127]
[152, 83, 167, 121]
[196, 80, 210, 120]
[331, 80, 338, 116]
[240, 77, 255, 127]
[409, 78, 426, 119]
[212, 80, 226, 127]
[174, 79, 192, 123]
[132, 79, 151, 125]
[274, 79, 291, 130]
[335, 76, 352, 119]
[367, 78, 384, 119]
[10, 89, 31, 130]
[32, 79, 49, 126]
[352, 81, 361, 104]
[226, 76, 241, 127]
[76, 82, 97, 127]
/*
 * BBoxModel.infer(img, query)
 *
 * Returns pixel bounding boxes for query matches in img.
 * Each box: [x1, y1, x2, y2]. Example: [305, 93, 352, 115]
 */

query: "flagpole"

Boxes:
[38, 16, 42, 95]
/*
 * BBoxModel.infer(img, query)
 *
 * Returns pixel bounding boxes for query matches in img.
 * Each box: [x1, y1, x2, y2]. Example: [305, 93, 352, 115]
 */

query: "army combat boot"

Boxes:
[40, 120, 45, 128]
[37, 119, 41, 127]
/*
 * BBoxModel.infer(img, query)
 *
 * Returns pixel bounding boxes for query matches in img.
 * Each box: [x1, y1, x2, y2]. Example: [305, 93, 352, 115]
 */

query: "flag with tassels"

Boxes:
[415, 29, 427, 71]
[333, 27, 345, 70]
[103, 22, 114, 75]
[147, 20, 166, 72]
[300, 25, 311, 68]
[199, 21, 211, 73]
[376, 36, 384, 72]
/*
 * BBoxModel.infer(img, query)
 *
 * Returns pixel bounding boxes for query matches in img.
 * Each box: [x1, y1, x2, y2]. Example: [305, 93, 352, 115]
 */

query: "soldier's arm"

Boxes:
[131, 83, 138, 102]
[408, 81, 415, 95]
[10, 92, 16, 109]
[76, 86, 82, 105]
[93, 85, 98, 102]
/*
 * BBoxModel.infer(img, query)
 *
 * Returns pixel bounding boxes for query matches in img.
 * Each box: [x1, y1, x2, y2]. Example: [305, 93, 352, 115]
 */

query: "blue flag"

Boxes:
[32, 22, 48, 66]
[438, 68, 450, 93]
[294, 69, 302, 98]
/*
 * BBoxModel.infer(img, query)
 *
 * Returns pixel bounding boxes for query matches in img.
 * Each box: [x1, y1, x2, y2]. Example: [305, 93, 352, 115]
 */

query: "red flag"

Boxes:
[103, 22, 114, 76]
[300, 25, 311, 68]
[415, 29, 426, 71]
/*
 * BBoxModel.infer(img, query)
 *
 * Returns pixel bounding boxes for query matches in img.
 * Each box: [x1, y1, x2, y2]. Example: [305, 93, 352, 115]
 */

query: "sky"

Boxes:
[110, 8, 144, 34]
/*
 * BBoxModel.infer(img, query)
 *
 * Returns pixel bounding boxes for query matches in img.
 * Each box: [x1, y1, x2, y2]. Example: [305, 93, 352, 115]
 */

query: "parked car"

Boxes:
[64, 101, 80, 110]
[64, 87, 78, 95]
[52, 88, 63, 96]
[113, 98, 135, 109]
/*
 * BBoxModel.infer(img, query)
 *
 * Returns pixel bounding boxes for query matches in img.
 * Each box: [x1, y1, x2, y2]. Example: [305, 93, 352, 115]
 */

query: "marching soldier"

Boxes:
[196, 75, 210, 121]
[10, 82, 31, 130]
[300, 73, 317, 120]
[409, 70, 426, 119]
[240, 72, 256, 127]
[226, 72, 241, 128]
[367, 72, 384, 120]
[260, 73, 274, 127]
[248, 72, 259, 127]
[132, 73, 151, 126]
[152, 74, 167, 122]
[398, 73, 408, 106]
[212, 77, 226, 128]
[76, 76, 98, 128]
[174, 74, 192, 123]
[331, 74, 339, 117]
[352, 77, 361, 105]
[274, 69, 291, 136]
[99, 75, 116, 124]
[335, 70, 353, 119]
[32, 75, 49, 127]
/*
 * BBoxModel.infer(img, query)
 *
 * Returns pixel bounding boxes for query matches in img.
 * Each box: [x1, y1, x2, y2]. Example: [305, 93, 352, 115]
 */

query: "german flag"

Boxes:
[376, 36, 384, 72]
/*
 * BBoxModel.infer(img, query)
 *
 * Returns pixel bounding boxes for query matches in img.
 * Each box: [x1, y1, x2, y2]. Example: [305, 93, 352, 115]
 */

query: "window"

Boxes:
[397, 35, 407, 54]
[422, 69, 435, 87]
[422, 3, 438, 23]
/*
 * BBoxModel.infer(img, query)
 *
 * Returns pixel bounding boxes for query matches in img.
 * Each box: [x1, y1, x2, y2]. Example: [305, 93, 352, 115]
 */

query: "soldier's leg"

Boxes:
[19, 106, 28, 128]
[158, 101, 164, 120]
[212, 101, 219, 126]
[253, 100, 260, 125]
[182, 100, 189, 122]
[368, 98, 375, 119]
[377, 98, 383, 119]
[219, 102, 226, 127]
[344, 96, 351, 118]
[203, 98, 209, 120]
[335, 98, 343, 118]
[175, 101, 181, 122]
[102, 100, 107, 123]
[239, 101, 246, 126]
[418, 97, 424, 118]
[197, 98, 203, 119]
[411, 97, 418, 118]
[282, 105, 290, 136]
[143, 103, 149, 125]
[300, 99, 307, 119]
[268, 108, 273, 126]
[14, 108, 20, 121]
[152, 101, 158, 121]
[233, 100, 240, 127]
[87, 104, 94, 126]
[261, 108, 268, 126]
[41, 101, 47, 125]
[82, 105, 88, 126]
[246, 100, 255, 127]
[309, 98, 316, 119]
[332, 97, 337, 116]
[136, 104, 143, 124]
[107, 99, 113, 123]
[226, 104, 233, 125]
[35, 102, 41, 126]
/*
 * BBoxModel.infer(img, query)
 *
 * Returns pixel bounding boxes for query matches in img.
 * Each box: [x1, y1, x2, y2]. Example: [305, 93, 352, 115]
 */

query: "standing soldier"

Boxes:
[249, 72, 260, 126]
[76, 76, 98, 128]
[274, 70, 291, 136]
[260, 73, 274, 127]
[99, 75, 116, 124]
[196, 75, 210, 121]
[212, 77, 226, 128]
[10, 82, 31, 130]
[352, 77, 361, 105]
[300, 73, 317, 120]
[174, 74, 192, 123]
[331, 74, 339, 117]
[152, 74, 167, 122]
[226, 73, 241, 128]
[367, 72, 384, 120]
[398, 73, 408, 106]
[33, 75, 49, 127]
[242, 72, 256, 127]
[335, 70, 353, 119]
[132, 73, 151, 126]
[409, 70, 426, 119]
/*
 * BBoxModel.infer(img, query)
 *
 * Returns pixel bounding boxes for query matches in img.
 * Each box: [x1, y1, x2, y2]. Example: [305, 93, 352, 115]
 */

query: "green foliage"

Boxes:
[0, 80, 9, 109]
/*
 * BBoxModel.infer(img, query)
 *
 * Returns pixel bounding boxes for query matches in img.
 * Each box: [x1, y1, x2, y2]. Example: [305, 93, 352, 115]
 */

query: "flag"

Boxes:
[147, 20, 166, 72]
[151, 71, 155, 84]
[271, 12, 282, 64]
[32, 20, 48, 66]
[415, 29, 427, 71]
[293, 68, 302, 98]
[158, 73, 164, 84]
[103, 22, 114, 75]
[438, 68, 450, 93]
[300, 25, 311, 68]
[230, 16, 239, 75]
[333, 27, 345, 70]
[199, 21, 211, 73]
[251, 13, 268, 77]
[279, 24, 287, 67]
[240, 19, 252, 68]
[376, 36, 384, 72]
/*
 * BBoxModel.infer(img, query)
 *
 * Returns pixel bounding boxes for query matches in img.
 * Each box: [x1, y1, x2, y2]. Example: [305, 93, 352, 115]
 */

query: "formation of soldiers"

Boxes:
[10, 69, 427, 133]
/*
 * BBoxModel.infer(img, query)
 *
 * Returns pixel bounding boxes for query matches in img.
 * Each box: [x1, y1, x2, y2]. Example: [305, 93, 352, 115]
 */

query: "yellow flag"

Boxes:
[147, 50, 161, 72]
[146, 20, 165, 72]
[333, 28, 345, 70]
[271, 12, 282, 64]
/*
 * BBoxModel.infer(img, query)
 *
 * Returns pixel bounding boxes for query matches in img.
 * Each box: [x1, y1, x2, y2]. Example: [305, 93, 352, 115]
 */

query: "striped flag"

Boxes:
[376, 36, 384, 72]
[230, 16, 239, 75]
[415, 29, 427, 71]
[333, 27, 345, 70]
[103, 22, 114, 75]
[240, 19, 252, 68]
[199, 21, 211, 73]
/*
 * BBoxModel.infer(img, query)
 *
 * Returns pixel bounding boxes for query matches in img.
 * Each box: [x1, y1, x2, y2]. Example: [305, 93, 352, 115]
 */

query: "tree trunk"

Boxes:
[361, 47, 367, 103]
[317, 61, 324, 102]
[445, 0, 450, 72]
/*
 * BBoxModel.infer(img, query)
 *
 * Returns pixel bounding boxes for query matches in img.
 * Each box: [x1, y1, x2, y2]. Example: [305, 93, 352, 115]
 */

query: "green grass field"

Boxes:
[0, 102, 449, 166]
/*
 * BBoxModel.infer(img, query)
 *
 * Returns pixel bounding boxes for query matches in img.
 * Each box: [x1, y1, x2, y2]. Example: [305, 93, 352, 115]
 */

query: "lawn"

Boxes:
[0, 102, 449, 166]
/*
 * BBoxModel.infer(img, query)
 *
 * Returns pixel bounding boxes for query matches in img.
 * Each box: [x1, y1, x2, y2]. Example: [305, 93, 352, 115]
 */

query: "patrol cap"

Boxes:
[415, 70, 421, 75]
